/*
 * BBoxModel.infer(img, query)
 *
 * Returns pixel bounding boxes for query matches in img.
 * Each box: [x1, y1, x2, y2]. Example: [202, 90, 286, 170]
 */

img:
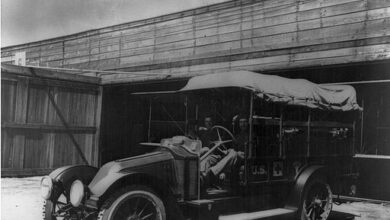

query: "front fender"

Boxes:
[88, 169, 131, 197]
[49, 165, 98, 189]
[85, 151, 177, 209]
[88, 152, 176, 199]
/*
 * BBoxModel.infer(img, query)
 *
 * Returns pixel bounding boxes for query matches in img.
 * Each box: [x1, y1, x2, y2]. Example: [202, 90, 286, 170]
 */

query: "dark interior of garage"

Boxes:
[99, 61, 390, 200]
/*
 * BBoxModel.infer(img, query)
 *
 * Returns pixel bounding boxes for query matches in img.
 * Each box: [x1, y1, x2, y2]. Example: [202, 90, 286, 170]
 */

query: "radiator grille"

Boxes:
[188, 159, 199, 199]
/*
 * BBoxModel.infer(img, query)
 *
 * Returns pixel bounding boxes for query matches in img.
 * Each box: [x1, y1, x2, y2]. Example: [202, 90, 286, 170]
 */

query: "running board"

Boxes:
[333, 195, 390, 204]
[332, 205, 361, 217]
[219, 208, 296, 220]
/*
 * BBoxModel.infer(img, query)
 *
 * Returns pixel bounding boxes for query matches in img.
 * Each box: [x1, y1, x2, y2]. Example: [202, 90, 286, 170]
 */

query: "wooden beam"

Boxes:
[2, 73, 100, 92]
[263, 120, 355, 128]
[108, 35, 390, 73]
[1, 64, 100, 84]
[1, 122, 97, 133]
[93, 86, 103, 167]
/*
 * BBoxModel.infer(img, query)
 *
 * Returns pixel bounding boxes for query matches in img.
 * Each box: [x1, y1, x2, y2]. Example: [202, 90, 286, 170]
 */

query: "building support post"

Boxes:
[307, 109, 311, 158]
[245, 93, 254, 185]
[279, 108, 284, 158]
[148, 98, 152, 142]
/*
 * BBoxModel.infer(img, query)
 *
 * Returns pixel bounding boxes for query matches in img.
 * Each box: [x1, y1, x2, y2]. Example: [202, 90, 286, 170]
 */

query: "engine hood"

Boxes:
[88, 150, 174, 195]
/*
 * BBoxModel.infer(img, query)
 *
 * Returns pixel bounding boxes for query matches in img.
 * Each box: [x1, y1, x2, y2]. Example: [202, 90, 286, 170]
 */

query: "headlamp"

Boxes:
[40, 176, 53, 199]
[70, 180, 85, 207]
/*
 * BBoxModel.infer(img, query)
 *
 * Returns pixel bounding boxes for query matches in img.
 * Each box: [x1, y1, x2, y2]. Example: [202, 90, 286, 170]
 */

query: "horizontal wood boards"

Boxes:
[1, 68, 101, 176]
[1, 0, 390, 82]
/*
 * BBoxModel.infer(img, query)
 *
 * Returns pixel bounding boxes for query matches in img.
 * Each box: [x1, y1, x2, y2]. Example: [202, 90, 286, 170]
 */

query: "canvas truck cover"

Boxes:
[179, 71, 361, 111]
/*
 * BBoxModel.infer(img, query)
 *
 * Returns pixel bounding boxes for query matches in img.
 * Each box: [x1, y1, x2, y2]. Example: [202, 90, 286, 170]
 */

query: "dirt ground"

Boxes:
[1, 176, 390, 220]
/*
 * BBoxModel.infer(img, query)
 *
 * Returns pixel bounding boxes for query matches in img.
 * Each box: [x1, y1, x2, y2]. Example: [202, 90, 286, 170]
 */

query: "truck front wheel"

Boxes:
[43, 193, 72, 220]
[97, 186, 166, 220]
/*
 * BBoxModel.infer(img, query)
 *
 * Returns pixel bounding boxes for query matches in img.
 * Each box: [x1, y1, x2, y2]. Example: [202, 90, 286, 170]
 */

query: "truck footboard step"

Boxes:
[219, 208, 295, 220]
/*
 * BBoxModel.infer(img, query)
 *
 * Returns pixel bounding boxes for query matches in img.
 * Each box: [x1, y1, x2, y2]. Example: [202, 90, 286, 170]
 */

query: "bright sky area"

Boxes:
[1, 0, 228, 47]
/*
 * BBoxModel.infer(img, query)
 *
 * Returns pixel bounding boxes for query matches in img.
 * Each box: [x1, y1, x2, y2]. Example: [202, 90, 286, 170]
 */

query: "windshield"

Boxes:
[146, 88, 251, 142]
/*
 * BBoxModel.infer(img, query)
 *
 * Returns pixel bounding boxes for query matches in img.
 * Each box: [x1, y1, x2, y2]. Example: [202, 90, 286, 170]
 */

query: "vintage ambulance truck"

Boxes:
[41, 71, 361, 220]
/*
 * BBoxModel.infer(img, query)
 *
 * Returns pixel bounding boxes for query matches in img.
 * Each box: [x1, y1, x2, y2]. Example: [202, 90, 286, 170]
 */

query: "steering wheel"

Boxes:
[212, 125, 236, 149]
[200, 125, 236, 161]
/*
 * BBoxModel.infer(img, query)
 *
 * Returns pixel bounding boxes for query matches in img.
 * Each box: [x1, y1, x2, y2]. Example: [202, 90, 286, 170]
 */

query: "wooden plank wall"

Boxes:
[1, 65, 101, 176]
[1, 0, 390, 83]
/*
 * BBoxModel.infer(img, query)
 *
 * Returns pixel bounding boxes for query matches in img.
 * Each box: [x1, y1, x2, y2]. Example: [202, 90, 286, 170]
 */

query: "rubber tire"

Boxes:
[97, 186, 166, 220]
[299, 179, 333, 220]
[43, 200, 56, 220]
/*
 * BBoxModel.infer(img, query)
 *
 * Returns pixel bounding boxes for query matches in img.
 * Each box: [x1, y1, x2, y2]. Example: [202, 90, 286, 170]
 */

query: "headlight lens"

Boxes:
[70, 180, 84, 207]
[40, 176, 53, 199]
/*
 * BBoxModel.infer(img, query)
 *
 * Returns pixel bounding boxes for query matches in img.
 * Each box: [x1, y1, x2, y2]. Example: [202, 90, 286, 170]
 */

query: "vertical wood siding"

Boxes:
[1, 68, 101, 177]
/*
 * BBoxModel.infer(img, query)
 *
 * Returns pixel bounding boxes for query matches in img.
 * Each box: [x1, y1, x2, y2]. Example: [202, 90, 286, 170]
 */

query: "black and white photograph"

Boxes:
[1, 0, 390, 219]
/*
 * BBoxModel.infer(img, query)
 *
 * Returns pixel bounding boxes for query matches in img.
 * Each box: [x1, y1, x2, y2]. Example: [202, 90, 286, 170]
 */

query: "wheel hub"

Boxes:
[303, 183, 333, 220]
[314, 198, 322, 206]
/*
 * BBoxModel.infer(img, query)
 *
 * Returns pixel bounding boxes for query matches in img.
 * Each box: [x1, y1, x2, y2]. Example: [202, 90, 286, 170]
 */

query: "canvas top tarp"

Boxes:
[179, 71, 361, 111]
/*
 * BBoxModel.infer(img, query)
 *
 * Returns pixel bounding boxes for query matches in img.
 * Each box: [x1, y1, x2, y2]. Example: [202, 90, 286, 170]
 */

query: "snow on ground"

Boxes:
[335, 202, 390, 220]
[1, 176, 390, 220]
[1, 176, 43, 220]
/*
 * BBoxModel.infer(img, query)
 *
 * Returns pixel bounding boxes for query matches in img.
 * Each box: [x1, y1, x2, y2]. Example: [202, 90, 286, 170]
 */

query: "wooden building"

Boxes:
[2, 0, 390, 76]
[1, 65, 102, 176]
[1, 0, 390, 199]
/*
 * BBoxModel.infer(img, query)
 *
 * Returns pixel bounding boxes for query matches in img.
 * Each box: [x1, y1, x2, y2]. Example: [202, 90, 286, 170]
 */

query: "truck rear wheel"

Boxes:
[97, 186, 166, 220]
[300, 179, 333, 220]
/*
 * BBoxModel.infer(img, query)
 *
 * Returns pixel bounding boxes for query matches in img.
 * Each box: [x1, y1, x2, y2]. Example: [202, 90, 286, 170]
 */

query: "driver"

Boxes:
[198, 116, 218, 149]
[198, 116, 243, 188]
[233, 117, 249, 159]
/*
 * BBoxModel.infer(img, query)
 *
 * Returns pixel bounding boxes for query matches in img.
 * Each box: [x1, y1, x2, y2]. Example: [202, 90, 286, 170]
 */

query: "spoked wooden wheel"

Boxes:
[301, 181, 333, 220]
[43, 193, 73, 220]
[98, 186, 166, 220]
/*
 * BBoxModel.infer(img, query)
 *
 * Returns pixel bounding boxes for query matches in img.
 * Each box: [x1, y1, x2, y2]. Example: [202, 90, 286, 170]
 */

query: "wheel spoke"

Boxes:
[307, 207, 313, 217]
[57, 201, 67, 205]
[53, 213, 67, 217]
[129, 197, 140, 216]
[216, 129, 222, 141]
[141, 212, 154, 220]
[137, 202, 149, 216]
[56, 204, 70, 213]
